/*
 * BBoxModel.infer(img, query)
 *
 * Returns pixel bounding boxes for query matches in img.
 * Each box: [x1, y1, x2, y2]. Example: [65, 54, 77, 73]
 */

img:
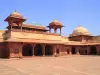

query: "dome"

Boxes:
[5, 11, 26, 21]
[71, 25, 91, 36]
[49, 20, 62, 27]
[9, 11, 23, 19]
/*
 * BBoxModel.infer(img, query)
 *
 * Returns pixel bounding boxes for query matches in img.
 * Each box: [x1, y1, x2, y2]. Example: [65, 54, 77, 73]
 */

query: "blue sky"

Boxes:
[0, 0, 100, 36]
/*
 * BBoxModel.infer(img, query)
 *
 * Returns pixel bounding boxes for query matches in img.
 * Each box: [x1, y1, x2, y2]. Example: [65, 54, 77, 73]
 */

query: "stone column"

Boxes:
[49, 28, 51, 33]
[87, 46, 90, 55]
[19, 43, 23, 58]
[76, 47, 80, 55]
[54, 28, 57, 34]
[65, 47, 68, 55]
[69, 47, 72, 55]
[66, 47, 69, 55]
[54, 48, 57, 57]
[9, 48, 12, 58]
[60, 28, 61, 35]
[33, 44, 36, 56]
[42, 44, 46, 56]
[53, 45, 57, 56]
[32, 45, 35, 56]
[21, 22, 22, 31]
[96, 46, 100, 55]
[99, 45, 100, 55]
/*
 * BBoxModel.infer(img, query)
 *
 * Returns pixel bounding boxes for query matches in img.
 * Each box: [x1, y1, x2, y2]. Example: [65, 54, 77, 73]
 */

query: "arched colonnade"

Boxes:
[22, 44, 61, 56]
[64, 45, 100, 55]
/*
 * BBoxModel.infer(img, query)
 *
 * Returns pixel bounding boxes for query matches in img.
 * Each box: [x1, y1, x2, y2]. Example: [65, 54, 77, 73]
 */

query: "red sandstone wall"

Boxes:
[53, 45, 69, 56]
[0, 42, 9, 58]
[8, 42, 22, 58]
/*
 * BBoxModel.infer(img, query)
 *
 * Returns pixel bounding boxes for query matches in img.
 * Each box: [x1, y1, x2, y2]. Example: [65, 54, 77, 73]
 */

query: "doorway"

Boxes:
[22, 44, 33, 56]
[45, 45, 53, 55]
[90, 46, 97, 55]
[34, 44, 43, 56]
[71, 47, 76, 54]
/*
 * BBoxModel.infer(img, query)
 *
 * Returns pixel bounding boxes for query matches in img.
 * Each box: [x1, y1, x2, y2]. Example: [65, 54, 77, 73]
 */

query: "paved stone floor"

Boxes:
[0, 55, 100, 75]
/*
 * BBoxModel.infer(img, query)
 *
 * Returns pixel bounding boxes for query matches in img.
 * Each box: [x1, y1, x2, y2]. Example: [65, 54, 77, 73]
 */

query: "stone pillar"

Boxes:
[76, 47, 80, 55]
[96, 46, 100, 55]
[60, 28, 61, 35]
[53, 45, 57, 57]
[42, 44, 46, 56]
[32, 45, 35, 56]
[21, 22, 22, 31]
[19, 50, 22, 58]
[54, 28, 57, 34]
[87, 46, 90, 55]
[55, 49, 57, 56]
[65, 47, 67, 55]
[49, 28, 51, 33]
[69, 47, 72, 55]
[99, 45, 100, 55]
[66, 47, 69, 55]
[9, 48, 12, 58]
[32, 44, 36, 56]
[19, 43, 23, 58]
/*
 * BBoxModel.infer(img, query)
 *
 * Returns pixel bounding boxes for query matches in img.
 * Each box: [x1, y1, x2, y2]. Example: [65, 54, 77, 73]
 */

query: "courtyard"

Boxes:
[0, 55, 100, 75]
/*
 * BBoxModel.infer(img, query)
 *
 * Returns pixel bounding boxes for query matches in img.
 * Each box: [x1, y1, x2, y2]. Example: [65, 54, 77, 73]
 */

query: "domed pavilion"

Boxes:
[71, 25, 91, 36]
[47, 20, 63, 35]
[69, 25, 93, 42]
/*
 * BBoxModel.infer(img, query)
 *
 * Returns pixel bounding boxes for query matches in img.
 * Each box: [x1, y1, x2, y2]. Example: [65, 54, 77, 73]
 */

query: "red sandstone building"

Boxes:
[0, 11, 100, 58]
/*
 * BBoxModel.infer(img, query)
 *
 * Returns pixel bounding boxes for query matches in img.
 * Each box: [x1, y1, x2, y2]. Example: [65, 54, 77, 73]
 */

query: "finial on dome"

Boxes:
[13, 10, 17, 13]
[14, 10, 17, 12]
[78, 25, 82, 27]
[53, 20, 58, 22]
[11, 10, 21, 16]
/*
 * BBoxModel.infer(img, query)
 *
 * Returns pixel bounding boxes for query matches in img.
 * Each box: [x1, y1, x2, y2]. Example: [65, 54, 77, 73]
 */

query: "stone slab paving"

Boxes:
[0, 55, 100, 75]
[0, 63, 29, 75]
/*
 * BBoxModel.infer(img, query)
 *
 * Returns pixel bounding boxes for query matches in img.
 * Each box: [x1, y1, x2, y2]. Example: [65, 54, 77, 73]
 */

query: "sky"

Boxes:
[0, 0, 100, 36]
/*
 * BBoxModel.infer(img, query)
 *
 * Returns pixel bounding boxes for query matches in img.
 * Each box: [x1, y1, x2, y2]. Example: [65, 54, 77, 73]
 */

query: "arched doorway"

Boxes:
[56, 49, 59, 54]
[78, 48, 83, 55]
[2, 49, 10, 58]
[67, 49, 70, 54]
[71, 47, 76, 54]
[45, 45, 53, 55]
[79, 50, 81, 55]
[22, 44, 33, 56]
[85, 49, 87, 55]
[34, 44, 43, 56]
[90, 46, 97, 55]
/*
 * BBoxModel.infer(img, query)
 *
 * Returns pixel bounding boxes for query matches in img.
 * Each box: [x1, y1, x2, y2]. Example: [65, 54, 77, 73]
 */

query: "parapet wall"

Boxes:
[10, 31, 69, 42]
